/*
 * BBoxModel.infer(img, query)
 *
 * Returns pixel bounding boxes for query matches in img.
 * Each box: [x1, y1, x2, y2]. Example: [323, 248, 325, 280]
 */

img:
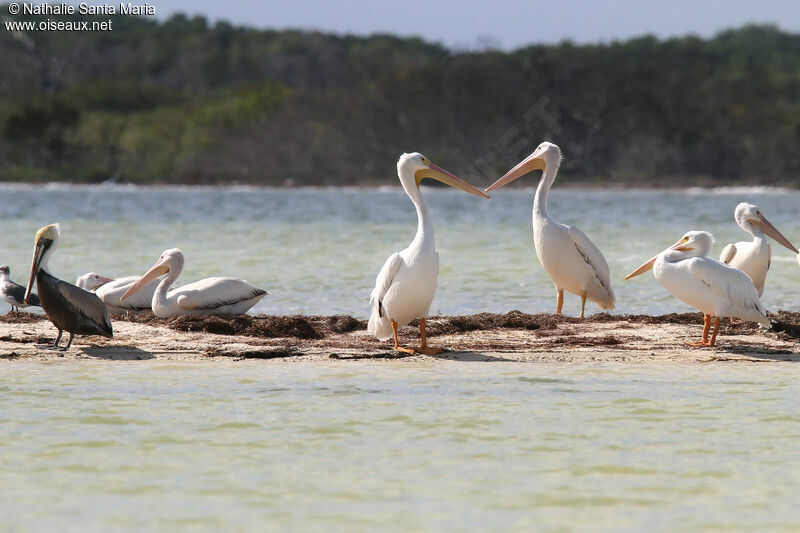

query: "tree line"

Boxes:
[2, 9, 799, 186]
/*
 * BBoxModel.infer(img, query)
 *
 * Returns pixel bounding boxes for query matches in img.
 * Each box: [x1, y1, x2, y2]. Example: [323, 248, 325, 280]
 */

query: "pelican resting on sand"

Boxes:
[121, 248, 267, 318]
[76, 272, 158, 313]
[1, 265, 40, 312]
[368, 152, 489, 354]
[25, 224, 113, 350]
[719, 203, 798, 296]
[626, 231, 769, 347]
[484, 142, 615, 318]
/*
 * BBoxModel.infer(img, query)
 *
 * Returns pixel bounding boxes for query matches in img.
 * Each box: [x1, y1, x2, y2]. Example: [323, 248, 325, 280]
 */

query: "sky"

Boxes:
[148, 0, 800, 49]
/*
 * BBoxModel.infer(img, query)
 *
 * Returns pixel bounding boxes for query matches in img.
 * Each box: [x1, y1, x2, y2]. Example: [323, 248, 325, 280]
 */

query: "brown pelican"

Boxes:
[121, 248, 267, 317]
[25, 224, 113, 350]
[76, 272, 158, 313]
[1, 265, 41, 313]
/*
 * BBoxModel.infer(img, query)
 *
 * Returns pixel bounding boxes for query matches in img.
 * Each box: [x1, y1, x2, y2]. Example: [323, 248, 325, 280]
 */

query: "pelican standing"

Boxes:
[25, 224, 113, 350]
[76, 272, 159, 313]
[1, 265, 41, 312]
[626, 231, 769, 346]
[121, 248, 267, 317]
[484, 142, 615, 317]
[719, 203, 798, 296]
[367, 152, 489, 354]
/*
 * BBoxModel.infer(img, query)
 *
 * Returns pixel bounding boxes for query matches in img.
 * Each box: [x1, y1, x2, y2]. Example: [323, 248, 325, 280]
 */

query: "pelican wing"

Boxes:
[686, 257, 768, 320]
[719, 243, 737, 264]
[369, 252, 402, 319]
[51, 278, 111, 330]
[174, 277, 266, 311]
[567, 225, 614, 299]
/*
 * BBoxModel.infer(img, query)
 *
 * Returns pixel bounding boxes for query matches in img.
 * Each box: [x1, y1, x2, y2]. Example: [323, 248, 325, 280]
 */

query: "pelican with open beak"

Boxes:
[25, 224, 113, 350]
[626, 230, 769, 347]
[484, 142, 615, 318]
[718, 203, 798, 296]
[367, 152, 489, 354]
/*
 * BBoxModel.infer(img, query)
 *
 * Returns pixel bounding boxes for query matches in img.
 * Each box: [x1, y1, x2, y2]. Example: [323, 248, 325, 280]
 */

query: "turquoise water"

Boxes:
[2, 361, 800, 531]
[2, 184, 800, 317]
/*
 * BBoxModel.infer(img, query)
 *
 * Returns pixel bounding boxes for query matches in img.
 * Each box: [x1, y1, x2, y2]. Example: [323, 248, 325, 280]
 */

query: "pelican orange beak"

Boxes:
[625, 256, 657, 280]
[750, 214, 798, 253]
[121, 260, 169, 301]
[625, 237, 691, 280]
[415, 162, 490, 199]
[484, 152, 546, 193]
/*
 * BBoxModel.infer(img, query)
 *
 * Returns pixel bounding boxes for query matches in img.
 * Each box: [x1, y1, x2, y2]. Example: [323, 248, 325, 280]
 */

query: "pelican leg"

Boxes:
[391, 320, 415, 354]
[707, 317, 722, 347]
[415, 318, 443, 355]
[579, 293, 587, 319]
[687, 314, 712, 346]
[556, 290, 564, 315]
[43, 329, 64, 350]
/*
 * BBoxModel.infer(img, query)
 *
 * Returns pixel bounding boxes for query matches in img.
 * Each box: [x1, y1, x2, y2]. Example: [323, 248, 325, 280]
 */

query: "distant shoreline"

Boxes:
[0, 181, 796, 193]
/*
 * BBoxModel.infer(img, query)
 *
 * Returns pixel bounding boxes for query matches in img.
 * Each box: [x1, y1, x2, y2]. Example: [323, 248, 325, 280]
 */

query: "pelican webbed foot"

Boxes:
[415, 346, 444, 355]
[685, 315, 720, 348]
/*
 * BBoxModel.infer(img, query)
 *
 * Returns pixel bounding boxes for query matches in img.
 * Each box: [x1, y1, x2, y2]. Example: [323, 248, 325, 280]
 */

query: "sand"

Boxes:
[2, 310, 800, 363]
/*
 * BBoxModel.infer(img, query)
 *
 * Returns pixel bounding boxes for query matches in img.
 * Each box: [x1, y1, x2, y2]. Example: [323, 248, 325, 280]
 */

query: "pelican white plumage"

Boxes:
[367, 152, 489, 353]
[120, 249, 267, 318]
[719, 203, 798, 296]
[76, 273, 159, 313]
[626, 231, 769, 346]
[484, 142, 615, 317]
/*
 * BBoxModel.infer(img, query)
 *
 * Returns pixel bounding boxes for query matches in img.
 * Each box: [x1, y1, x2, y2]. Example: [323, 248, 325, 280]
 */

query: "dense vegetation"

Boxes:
[2, 8, 800, 186]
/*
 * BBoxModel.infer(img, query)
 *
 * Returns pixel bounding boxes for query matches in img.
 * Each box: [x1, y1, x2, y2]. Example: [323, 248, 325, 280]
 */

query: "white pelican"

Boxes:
[121, 248, 267, 318]
[1, 265, 41, 312]
[626, 231, 769, 346]
[484, 142, 615, 318]
[76, 272, 159, 313]
[719, 203, 798, 296]
[367, 152, 489, 354]
[24, 224, 113, 350]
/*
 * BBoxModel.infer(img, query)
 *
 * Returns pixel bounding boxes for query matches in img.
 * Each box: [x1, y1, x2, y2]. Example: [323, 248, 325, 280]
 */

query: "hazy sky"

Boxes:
[150, 0, 800, 49]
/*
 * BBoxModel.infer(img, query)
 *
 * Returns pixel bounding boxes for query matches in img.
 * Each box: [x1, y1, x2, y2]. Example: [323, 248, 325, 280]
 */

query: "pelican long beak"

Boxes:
[24, 239, 47, 303]
[626, 237, 692, 280]
[415, 162, 490, 199]
[625, 256, 657, 280]
[121, 261, 169, 301]
[751, 214, 798, 253]
[484, 153, 546, 193]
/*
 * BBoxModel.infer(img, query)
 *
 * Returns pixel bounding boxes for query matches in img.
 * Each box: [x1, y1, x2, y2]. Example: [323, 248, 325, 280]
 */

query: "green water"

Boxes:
[3, 185, 800, 531]
[2, 361, 800, 531]
[2, 185, 800, 317]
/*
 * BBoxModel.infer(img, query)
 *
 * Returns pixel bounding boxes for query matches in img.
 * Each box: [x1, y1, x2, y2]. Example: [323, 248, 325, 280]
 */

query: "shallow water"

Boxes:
[2, 360, 800, 531]
[2, 184, 800, 317]
[3, 185, 800, 530]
